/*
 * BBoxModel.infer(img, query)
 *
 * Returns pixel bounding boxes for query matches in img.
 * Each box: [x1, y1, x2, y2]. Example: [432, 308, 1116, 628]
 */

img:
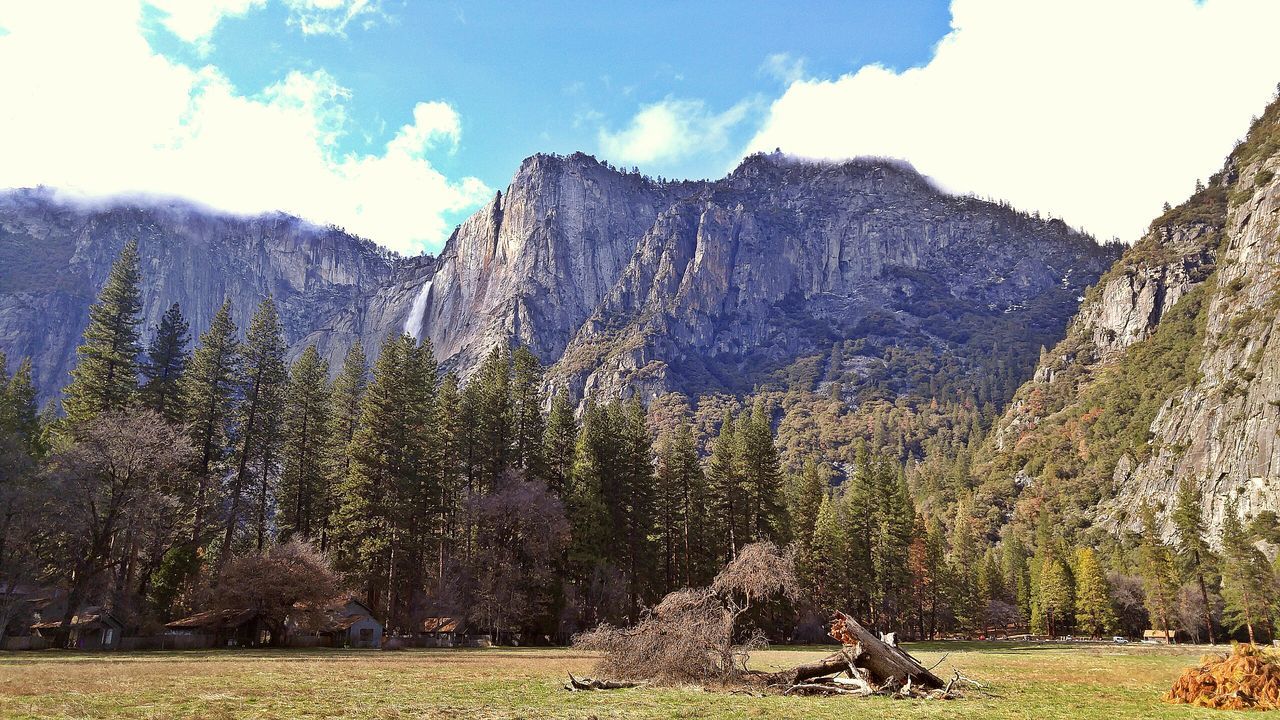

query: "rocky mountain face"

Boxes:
[979, 99, 1280, 540]
[418, 153, 702, 375]
[0, 188, 434, 404]
[0, 152, 1115, 412]
[549, 154, 1114, 401]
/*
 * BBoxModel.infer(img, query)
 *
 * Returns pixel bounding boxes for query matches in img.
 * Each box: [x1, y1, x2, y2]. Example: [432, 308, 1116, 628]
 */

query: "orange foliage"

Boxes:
[1166, 643, 1280, 711]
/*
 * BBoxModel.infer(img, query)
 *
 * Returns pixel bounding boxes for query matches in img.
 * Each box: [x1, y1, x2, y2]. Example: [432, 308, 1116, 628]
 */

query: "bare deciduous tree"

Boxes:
[465, 473, 570, 642]
[49, 410, 192, 642]
[208, 539, 342, 645]
[575, 541, 798, 685]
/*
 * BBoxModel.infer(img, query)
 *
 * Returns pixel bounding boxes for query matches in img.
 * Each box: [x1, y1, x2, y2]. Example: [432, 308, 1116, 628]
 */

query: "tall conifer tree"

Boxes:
[1073, 547, 1116, 637]
[1138, 502, 1179, 638]
[181, 300, 240, 546]
[1171, 478, 1216, 644]
[140, 302, 191, 424]
[511, 346, 546, 478]
[62, 240, 144, 430]
[706, 411, 741, 561]
[279, 345, 332, 542]
[219, 297, 287, 564]
[542, 391, 578, 497]
[737, 399, 784, 543]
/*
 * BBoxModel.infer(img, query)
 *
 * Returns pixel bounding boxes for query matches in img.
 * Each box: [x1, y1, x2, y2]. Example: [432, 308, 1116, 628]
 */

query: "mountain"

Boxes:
[0, 153, 1116, 410]
[0, 188, 432, 404]
[550, 153, 1115, 402]
[975, 97, 1280, 540]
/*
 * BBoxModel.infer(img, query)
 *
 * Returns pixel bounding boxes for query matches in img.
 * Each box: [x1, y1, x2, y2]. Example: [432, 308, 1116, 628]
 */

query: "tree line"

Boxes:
[0, 240, 1275, 645]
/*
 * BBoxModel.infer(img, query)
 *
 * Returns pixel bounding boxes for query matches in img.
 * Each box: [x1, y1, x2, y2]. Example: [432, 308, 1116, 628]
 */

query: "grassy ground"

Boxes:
[0, 641, 1231, 719]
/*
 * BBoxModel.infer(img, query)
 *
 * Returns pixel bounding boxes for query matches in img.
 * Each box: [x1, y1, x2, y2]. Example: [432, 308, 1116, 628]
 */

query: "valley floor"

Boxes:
[0, 642, 1226, 719]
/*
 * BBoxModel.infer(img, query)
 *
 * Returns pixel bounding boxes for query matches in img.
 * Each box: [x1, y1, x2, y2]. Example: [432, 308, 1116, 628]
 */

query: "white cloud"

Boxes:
[0, 0, 487, 254]
[145, 0, 264, 46]
[281, 0, 381, 36]
[599, 98, 755, 166]
[746, 0, 1280, 242]
[760, 53, 807, 84]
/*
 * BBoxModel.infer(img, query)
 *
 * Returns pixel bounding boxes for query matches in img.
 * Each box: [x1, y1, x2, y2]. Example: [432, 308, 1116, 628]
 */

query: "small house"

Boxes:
[32, 610, 124, 650]
[166, 608, 268, 647]
[1144, 629, 1185, 644]
[419, 616, 467, 647]
[315, 597, 382, 649]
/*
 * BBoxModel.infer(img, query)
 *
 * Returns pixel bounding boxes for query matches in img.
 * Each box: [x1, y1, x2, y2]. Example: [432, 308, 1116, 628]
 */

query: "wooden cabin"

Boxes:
[166, 608, 268, 647]
[32, 610, 124, 650]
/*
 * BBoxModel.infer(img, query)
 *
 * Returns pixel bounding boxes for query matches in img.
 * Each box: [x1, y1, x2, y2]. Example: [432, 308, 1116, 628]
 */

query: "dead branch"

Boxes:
[564, 673, 645, 691]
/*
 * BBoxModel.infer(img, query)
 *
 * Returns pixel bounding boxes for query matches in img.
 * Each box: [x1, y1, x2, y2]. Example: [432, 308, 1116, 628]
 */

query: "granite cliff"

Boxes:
[977, 97, 1280, 540]
[0, 152, 1115, 412]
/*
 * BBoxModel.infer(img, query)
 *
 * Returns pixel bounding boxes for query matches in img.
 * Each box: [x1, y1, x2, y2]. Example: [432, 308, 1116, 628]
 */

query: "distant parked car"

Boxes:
[1113, 636, 1129, 644]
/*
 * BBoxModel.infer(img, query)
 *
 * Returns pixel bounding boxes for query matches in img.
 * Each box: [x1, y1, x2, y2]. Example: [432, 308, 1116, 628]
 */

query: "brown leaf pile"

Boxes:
[1166, 643, 1280, 711]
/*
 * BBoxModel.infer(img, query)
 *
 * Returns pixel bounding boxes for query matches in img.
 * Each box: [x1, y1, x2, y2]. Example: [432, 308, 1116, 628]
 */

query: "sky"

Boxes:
[1, 1, 1279, 255]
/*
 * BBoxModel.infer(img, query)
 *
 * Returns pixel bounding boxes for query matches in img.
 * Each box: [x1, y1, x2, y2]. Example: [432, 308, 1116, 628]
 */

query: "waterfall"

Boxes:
[403, 280, 433, 340]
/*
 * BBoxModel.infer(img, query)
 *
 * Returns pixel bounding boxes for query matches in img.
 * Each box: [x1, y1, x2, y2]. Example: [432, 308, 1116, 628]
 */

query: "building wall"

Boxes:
[346, 617, 383, 648]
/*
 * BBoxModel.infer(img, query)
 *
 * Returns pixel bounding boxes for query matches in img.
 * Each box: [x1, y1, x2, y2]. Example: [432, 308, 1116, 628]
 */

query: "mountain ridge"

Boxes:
[0, 151, 1116, 412]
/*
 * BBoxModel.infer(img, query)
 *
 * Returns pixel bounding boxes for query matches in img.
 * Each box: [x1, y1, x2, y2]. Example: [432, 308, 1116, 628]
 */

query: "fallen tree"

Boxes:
[759, 612, 946, 695]
[571, 542, 972, 699]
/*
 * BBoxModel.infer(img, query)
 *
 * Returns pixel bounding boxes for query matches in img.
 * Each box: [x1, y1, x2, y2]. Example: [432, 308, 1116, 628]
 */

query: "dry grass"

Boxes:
[0, 642, 1231, 719]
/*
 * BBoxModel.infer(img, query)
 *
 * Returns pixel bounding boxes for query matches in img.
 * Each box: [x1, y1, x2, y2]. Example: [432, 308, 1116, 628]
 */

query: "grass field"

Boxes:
[0, 642, 1230, 719]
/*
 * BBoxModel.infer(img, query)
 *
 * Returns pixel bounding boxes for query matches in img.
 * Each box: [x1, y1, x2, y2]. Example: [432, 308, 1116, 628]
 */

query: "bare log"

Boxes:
[761, 653, 851, 687]
[564, 673, 645, 691]
[829, 612, 944, 690]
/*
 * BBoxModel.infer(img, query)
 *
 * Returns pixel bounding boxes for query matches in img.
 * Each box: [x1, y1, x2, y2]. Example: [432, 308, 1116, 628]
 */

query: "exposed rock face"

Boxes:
[553, 154, 1114, 401]
[0, 152, 1114, 413]
[1075, 228, 1213, 361]
[420, 153, 700, 374]
[1115, 151, 1280, 538]
[983, 101, 1280, 540]
[0, 188, 430, 404]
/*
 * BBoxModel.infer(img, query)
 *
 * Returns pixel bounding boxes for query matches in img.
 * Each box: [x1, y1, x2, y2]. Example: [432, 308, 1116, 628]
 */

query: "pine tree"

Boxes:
[785, 460, 828, 584]
[1034, 552, 1074, 638]
[841, 442, 881, 621]
[433, 371, 464, 570]
[62, 240, 144, 430]
[1002, 537, 1032, 623]
[566, 400, 615, 587]
[326, 341, 369, 541]
[1073, 547, 1116, 637]
[219, 297, 287, 564]
[181, 300, 240, 546]
[2, 358, 42, 457]
[811, 493, 847, 612]
[654, 420, 706, 589]
[389, 337, 439, 623]
[617, 399, 656, 608]
[510, 346, 546, 478]
[1171, 478, 1216, 644]
[1221, 497, 1276, 644]
[948, 502, 981, 631]
[737, 399, 784, 543]
[1138, 503, 1180, 639]
[872, 463, 915, 629]
[278, 346, 332, 542]
[706, 411, 741, 562]
[330, 334, 437, 621]
[473, 346, 513, 491]
[139, 302, 191, 424]
[542, 391, 578, 497]
[787, 461, 827, 542]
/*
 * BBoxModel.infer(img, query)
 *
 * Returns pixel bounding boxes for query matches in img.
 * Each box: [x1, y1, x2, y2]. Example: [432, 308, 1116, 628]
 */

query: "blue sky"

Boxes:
[145, 1, 952, 185]
[2, 1, 1280, 254]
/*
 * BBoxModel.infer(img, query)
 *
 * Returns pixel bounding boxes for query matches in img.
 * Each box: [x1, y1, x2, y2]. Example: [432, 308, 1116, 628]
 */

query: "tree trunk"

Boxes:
[828, 612, 944, 689]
